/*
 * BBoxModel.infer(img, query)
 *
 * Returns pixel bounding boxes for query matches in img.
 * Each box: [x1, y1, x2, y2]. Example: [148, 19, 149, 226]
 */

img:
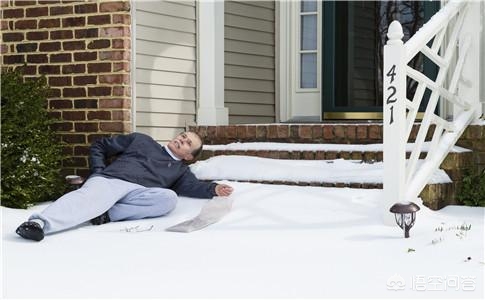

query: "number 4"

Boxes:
[387, 65, 396, 83]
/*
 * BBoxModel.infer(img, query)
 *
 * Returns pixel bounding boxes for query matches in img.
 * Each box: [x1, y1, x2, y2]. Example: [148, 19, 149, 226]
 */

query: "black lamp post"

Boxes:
[390, 202, 420, 238]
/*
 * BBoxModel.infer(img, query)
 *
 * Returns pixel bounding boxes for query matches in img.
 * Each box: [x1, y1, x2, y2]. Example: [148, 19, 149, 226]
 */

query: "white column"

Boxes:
[383, 21, 407, 226]
[197, 0, 228, 126]
[456, 2, 482, 119]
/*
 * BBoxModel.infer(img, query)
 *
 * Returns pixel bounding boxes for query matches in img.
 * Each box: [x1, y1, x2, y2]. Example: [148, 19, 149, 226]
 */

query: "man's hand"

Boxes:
[215, 184, 234, 197]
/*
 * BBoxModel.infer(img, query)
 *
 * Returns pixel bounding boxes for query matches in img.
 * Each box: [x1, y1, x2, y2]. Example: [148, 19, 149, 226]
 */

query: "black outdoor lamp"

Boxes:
[390, 202, 420, 238]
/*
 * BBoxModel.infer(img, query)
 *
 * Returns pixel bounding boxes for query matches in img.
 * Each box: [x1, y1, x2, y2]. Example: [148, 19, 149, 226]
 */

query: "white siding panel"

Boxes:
[135, 1, 196, 141]
[136, 83, 195, 101]
[137, 25, 195, 47]
[225, 1, 274, 21]
[136, 1, 195, 19]
[225, 39, 274, 57]
[225, 65, 274, 81]
[136, 40, 195, 60]
[137, 98, 196, 114]
[136, 54, 195, 73]
[136, 11, 195, 33]
[225, 1, 275, 124]
[136, 69, 196, 87]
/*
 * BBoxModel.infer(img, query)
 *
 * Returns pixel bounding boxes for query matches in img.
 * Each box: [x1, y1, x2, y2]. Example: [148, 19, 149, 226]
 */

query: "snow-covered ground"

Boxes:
[2, 181, 483, 298]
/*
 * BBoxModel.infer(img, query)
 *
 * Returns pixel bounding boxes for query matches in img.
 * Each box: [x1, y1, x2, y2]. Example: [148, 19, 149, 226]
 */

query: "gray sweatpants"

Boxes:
[29, 176, 177, 234]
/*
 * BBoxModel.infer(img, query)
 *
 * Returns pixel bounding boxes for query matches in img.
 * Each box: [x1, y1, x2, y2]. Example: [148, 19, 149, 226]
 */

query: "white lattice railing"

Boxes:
[382, 0, 482, 225]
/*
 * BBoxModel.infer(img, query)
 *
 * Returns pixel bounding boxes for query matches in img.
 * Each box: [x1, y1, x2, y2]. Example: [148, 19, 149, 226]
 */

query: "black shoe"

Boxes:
[16, 221, 44, 241]
[90, 211, 111, 225]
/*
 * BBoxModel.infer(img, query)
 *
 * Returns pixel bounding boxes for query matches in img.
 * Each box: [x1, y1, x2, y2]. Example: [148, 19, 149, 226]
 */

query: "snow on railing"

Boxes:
[382, 0, 481, 225]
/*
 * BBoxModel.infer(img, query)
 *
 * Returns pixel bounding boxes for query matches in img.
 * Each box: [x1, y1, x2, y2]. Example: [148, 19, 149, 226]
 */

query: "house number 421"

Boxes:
[386, 64, 397, 125]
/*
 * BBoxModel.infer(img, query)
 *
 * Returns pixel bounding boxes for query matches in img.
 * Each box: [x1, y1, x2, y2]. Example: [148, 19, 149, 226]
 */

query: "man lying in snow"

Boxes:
[16, 131, 234, 241]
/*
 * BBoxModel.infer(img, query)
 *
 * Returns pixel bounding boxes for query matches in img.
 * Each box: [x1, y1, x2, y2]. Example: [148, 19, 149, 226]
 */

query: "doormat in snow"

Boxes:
[166, 197, 233, 233]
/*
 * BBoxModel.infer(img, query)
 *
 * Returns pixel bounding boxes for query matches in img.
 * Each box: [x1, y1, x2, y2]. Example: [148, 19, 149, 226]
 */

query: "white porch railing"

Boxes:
[382, 0, 482, 225]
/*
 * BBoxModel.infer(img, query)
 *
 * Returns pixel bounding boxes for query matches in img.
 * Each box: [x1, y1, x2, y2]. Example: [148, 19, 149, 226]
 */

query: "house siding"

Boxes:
[134, 0, 197, 143]
[224, 0, 276, 124]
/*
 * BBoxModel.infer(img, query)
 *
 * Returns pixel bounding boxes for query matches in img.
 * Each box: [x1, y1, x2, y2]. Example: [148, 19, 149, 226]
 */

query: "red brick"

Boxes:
[346, 126, 356, 140]
[48, 111, 62, 119]
[87, 39, 110, 49]
[51, 30, 73, 40]
[100, 1, 130, 12]
[356, 126, 367, 139]
[49, 88, 61, 97]
[334, 125, 345, 139]
[26, 31, 49, 40]
[1, 44, 8, 54]
[75, 122, 99, 132]
[312, 125, 323, 139]
[39, 41, 61, 52]
[63, 87, 86, 97]
[299, 125, 312, 139]
[50, 53, 72, 63]
[74, 51, 97, 61]
[75, 28, 98, 38]
[88, 14, 111, 25]
[112, 38, 130, 49]
[63, 111, 86, 121]
[15, 19, 37, 30]
[62, 64, 85, 74]
[99, 99, 128, 109]
[2, 32, 24, 42]
[74, 146, 90, 156]
[113, 62, 130, 72]
[112, 14, 130, 25]
[100, 26, 129, 38]
[368, 125, 381, 139]
[14, 0, 36, 6]
[39, 0, 61, 4]
[50, 6, 73, 16]
[74, 99, 98, 109]
[39, 19, 60, 29]
[247, 126, 256, 139]
[88, 86, 111, 96]
[100, 122, 125, 132]
[87, 111, 111, 120]
[39, 65, 60, 74]
[63, 41, 85, 51]
[99, 74, 129, 84]
[87, 62, 111, 73]
[2, 8, 24, 18]
[75, 3, 97, 14]
[323, 126, 334, 139]
[256, 126, 267, 139]
[87, 134, 111, 144]
[113, 85, 130, 96]
[26, 6, 48, 17]
[49, 99, 73, 109]
[1, 20, 8, 30]
[16, 43, 37, 52]
[267, 125, 277, 138]
[62, 16, 85, 27]
[289, 125, 299, 138]
[73, 75, 97, 85]
[48, 76, 71, 86]
[26, 54, 47, 63]
[111, 110, 130, 121]
[51, 122, 73, 132]
[3, 54, 24, 64]
[63, 157, 87, 168]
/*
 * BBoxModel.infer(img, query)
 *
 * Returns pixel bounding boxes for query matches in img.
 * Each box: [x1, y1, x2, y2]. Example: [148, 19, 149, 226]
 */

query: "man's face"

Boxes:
[166, 132, 202, 161]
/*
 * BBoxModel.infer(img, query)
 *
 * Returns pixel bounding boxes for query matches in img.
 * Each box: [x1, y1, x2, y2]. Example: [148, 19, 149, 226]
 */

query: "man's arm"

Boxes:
[172, 169, 220, 199]
[89, 133, 136, 174]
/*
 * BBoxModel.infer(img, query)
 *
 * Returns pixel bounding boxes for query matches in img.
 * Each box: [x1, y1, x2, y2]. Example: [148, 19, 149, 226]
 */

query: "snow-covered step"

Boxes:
[191, 155, 451, 186]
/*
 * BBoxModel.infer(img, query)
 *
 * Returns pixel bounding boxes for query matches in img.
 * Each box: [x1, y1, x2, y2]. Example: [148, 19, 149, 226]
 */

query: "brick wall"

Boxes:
[1, 0, 132, 177]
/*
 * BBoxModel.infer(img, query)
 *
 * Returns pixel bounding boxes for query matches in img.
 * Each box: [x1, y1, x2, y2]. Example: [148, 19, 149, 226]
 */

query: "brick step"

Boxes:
[200, 148, 473, 181]
[191, 123, 427, 145]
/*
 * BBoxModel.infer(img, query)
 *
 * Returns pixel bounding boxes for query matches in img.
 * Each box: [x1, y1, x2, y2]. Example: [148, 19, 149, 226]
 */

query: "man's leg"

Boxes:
[107, 188, 178, 221]
[27, 176, 144, 234]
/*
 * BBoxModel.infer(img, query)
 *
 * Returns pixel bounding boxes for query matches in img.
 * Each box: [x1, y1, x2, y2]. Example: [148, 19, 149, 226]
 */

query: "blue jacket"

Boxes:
[89, 132, 217, 199]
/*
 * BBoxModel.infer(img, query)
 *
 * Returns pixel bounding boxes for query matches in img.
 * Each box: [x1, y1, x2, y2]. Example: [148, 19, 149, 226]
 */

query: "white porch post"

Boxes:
[383, 21, 407, 226]
[197, 0, 228, 126]
[456, 2, 482, 119]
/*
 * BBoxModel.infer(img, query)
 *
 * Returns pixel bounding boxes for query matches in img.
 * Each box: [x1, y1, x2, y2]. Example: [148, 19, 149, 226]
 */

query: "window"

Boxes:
[299, 0, 318, 88]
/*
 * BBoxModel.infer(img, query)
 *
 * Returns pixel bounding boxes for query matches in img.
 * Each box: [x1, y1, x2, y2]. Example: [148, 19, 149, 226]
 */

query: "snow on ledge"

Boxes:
[203, 141, 471, 153]
[191, 155, 452, 184]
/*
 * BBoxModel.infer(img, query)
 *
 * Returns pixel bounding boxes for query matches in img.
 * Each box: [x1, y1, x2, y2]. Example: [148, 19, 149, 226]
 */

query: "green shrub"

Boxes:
[457, 168, 485, 207]
[1, 67, 65, 209]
